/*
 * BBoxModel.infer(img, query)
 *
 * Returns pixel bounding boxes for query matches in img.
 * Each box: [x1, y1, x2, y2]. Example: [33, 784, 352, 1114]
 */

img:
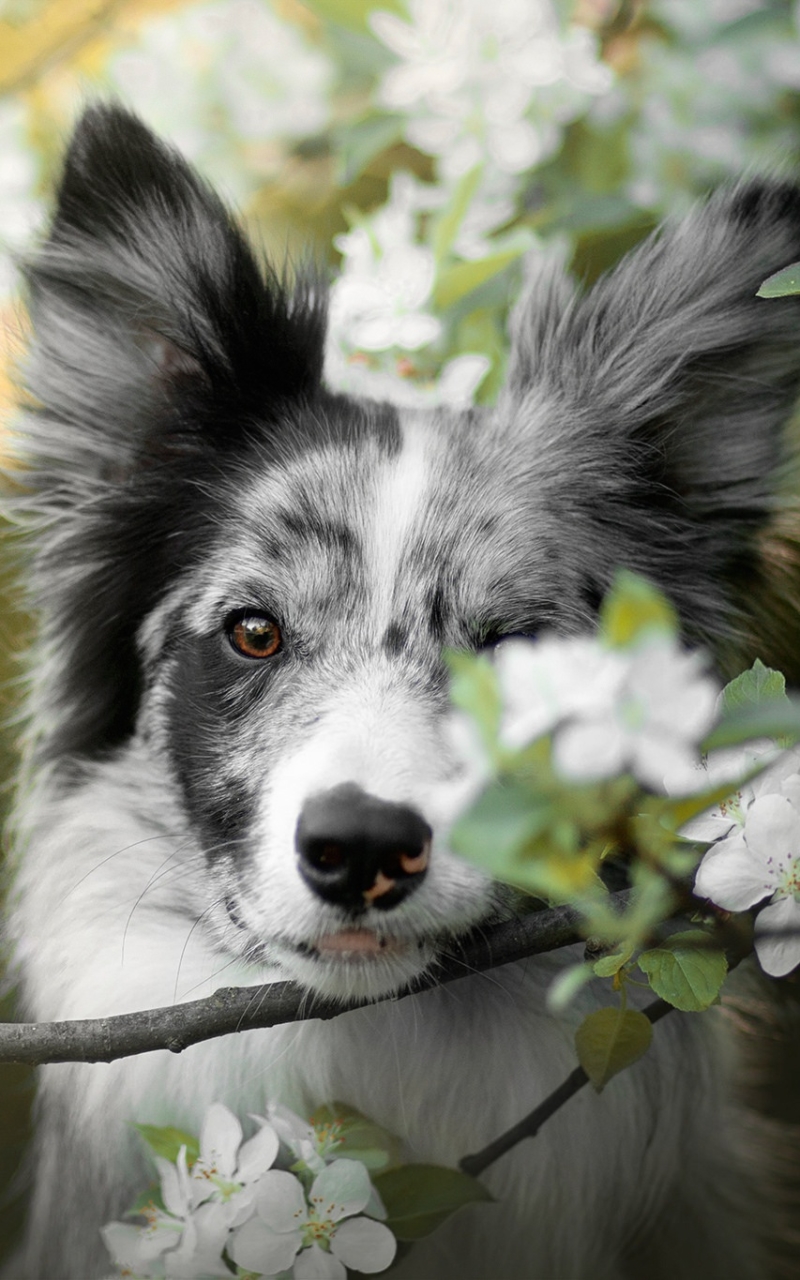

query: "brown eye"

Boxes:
[228, 614, 282, 659]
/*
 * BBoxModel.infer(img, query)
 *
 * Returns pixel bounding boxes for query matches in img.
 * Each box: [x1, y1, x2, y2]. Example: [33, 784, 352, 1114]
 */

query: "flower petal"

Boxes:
[155, 1155, 189, 1221]
[255, 1170, 309, 1232]
[754, 896, 800, 977]
[309, 1159, 371, 1222]
[554, 719, 626, 781]
[293, 1242, 347, 1280]
[101, 1221, 172, 1270]
[236, 1121, 280, 1182]
[631, 734, 699, 793]
[228, 1215, 302, 1274]
[199, 1104, 243, 1179]
[330, 1217, 397, 1273]
[694, 833, 773, 910]
[743, 793, 800, 869]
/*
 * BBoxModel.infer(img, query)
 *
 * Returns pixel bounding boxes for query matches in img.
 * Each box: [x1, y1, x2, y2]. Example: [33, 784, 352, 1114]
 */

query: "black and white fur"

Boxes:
[6, 106, 800, 1279]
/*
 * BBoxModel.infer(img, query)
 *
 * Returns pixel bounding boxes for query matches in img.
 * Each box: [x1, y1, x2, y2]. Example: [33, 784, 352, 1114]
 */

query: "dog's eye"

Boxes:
[478, 628, 536, 651]
[227, 613, 282, 659]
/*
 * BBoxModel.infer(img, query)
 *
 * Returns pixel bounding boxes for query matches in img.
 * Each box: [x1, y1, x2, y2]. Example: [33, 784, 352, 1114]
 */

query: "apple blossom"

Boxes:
[694, 774, 800, 977]
[228, 1159, 396, 1279]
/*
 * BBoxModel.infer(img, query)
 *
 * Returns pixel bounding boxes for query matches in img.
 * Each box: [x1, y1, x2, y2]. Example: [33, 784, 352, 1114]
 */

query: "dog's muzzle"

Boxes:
[295, 782, 431, 911]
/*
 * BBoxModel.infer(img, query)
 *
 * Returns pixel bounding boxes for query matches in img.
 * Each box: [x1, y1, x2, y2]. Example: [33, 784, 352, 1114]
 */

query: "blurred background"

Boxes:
[1, 0, 800, 1268]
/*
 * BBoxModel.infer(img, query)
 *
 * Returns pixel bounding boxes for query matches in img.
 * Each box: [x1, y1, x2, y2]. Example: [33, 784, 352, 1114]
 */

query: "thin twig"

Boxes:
[458, 996, 674, 1177]
[0, 894, 632, 1066]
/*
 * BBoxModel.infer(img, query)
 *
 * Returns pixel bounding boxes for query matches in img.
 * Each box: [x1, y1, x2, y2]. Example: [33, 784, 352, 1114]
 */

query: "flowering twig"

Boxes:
[0, 893, 632, 1066]
[458, 995, 674, 1178]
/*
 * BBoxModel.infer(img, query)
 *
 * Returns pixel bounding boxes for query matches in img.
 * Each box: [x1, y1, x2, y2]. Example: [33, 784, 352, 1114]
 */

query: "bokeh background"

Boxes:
[1, 0, 800, 1269]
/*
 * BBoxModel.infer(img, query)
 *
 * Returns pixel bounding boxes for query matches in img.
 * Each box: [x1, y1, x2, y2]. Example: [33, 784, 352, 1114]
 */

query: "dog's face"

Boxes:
[16, 107, 800, 999]
[135, 399, 607, 998]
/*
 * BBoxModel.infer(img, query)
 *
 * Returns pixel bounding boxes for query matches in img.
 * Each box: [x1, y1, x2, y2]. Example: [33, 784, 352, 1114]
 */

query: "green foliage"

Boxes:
[757, 262, 800, 298]
[309, 1102, 403, 1172]
[592, 946, 634, 979]
[449, 777, 551, 873]
[373, 1165, 492, 1241]
[720, 657, 788, 715]
[574, 1008, 653, 1092]
[128, 1184, 166, 1217]
[432, 167, 484, 263]
[134, 1124, 200, 1167]
[703, 698, 800, 752]
[446, 650, 503, 755]
[303, 0, 406, 34]
[599, 570, 678, 648]
[433, 248, 530, 312]
[332, 114, 405, 186]
[637, 931, 728, 1012]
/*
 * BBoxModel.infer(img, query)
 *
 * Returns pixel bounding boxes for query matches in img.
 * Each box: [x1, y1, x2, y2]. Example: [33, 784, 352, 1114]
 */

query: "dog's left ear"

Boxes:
[22, 104, 326, 489]
[500, 182, 800, 671]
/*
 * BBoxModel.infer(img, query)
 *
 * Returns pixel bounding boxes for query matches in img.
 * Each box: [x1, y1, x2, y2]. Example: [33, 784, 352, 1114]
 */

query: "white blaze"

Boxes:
[368, 411, 431, 624]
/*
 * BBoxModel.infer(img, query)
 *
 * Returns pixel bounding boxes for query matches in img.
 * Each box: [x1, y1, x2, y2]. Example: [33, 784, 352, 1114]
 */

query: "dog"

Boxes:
[4, 104, 800, 1279]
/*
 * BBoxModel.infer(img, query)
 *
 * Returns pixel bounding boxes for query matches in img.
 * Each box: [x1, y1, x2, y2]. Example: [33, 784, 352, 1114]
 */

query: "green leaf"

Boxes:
[656, 777, 751, 835]
[546, 961, 595, 1011]
[720, 658, 787, 715]
[303, 0, 406, 33]
[373, 1164, 492, 1240]
[453, 305, 506, 404]
[446, 649, 502, 749]
[309, 1102, 403, 1172]
[757, 262, 800, 298]
[134, 1124, 200, 1166]
[449, 778, 550, 873]
[703, 697, 800, 751]
[592, 945, 634, 978]
[127, 1183, 165, 1217]
[598, 570, 678, 649]
[574, 1007, 653, 1091]
[333, 114, 405, 186]
[432, 165, 483, 263]
[637, 930, 728, 1012]
[433, 249, 525, 311]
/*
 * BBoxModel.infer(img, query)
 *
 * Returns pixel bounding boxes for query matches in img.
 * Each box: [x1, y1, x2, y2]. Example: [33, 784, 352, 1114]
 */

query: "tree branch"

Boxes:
[458, 996, 674, 1178]
[0, 894, 632, 1066]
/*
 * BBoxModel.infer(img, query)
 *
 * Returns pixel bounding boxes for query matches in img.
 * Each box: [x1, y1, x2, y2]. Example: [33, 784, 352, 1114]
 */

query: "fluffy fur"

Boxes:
[5, 105, 800, 1279]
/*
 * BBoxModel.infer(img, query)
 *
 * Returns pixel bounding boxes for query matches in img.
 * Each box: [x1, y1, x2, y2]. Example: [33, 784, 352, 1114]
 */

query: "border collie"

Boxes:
[5, 105, 800, 1279]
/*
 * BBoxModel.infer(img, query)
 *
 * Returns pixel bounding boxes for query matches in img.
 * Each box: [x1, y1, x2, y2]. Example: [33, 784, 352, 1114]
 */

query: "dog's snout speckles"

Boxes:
[295, 782, 431, 910]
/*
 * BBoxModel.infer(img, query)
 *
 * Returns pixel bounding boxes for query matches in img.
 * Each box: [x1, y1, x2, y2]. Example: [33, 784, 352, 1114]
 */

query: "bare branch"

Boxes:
[0, 894, 632, 1066]
[458, 996, 674, 1178]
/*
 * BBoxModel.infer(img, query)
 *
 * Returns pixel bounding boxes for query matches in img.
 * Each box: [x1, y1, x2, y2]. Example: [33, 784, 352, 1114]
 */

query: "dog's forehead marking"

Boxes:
[368, 410, 432, 622]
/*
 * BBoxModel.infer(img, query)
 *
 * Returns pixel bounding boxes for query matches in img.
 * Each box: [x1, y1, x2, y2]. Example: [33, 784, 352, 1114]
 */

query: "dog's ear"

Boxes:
[501, 182, 800, 674]
[20, 104, 326, 489]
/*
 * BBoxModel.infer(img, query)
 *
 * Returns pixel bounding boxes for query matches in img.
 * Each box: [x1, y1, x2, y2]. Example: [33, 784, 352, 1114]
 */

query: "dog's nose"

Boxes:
[295, 783, 431, 911]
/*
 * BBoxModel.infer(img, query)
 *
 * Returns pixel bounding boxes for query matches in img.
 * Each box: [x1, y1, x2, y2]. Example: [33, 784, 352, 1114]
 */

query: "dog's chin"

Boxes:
[274, 928, 437, 1001]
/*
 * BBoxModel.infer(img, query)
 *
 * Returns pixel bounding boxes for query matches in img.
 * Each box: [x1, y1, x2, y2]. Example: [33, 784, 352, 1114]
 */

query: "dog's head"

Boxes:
[14, 106, 800, 998]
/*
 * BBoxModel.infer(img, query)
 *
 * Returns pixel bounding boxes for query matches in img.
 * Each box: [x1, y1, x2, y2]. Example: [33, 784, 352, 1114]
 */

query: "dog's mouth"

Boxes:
[263, 924, 436, 1000]
[309, 928, 412, 958]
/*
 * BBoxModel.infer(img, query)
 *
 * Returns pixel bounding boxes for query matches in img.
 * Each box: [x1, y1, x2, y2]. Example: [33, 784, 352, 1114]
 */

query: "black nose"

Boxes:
[295, 783, 431, 911]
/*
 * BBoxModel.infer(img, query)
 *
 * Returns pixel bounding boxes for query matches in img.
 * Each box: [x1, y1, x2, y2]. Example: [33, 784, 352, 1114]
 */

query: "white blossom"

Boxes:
[107, 0, 333, 201]
[104, 1105, 396, 1279]
[494, 636, 627, 751]
[371, 0, 611, 182]
[695, 786, 800, 978]
[101, 1145, 232, 1279]
[187, 1102, 280, 1212]
[324, 172, 490, 406]
[228, 1159, 396, 1279]
[552, 637, 719, 790]
[328, 173, 443, 356]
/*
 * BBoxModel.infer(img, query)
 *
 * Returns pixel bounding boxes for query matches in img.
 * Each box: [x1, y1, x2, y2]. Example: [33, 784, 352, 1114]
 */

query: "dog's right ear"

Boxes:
[19, 104, 326, 492]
